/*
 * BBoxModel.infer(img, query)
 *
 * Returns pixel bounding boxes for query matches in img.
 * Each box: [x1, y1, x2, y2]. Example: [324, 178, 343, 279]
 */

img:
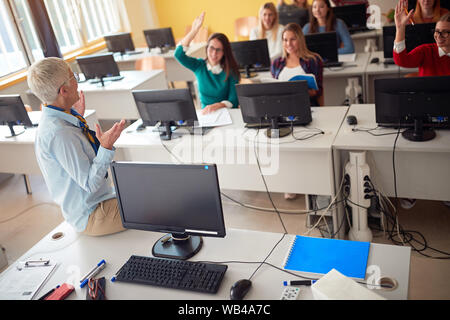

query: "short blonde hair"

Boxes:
[27, 57, 71, 104]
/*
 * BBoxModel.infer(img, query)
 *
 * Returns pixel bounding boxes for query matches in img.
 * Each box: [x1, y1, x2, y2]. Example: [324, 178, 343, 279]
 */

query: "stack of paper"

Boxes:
[196, 108, 232, 127]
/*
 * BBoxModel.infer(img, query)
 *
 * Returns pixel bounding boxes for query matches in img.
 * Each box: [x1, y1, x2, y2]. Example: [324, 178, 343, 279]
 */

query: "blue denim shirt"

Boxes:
[35, 107, 116, 232]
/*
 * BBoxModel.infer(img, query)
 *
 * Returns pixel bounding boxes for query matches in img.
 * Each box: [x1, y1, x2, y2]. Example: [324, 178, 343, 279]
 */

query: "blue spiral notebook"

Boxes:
[283, 235, 370, 280]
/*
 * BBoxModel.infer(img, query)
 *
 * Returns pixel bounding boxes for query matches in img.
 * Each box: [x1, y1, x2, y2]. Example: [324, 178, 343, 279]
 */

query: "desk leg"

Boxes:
[23, 174, 32, 195]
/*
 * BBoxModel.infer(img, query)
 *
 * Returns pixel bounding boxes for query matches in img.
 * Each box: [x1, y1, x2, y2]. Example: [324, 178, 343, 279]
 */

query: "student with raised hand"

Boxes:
[174, 12, 240, 114]
[393, 1, 450, 76]
[250, 2, 284, 61]
[27, 57, 126, 236]
[413, 0, 449, 24]
[303, 0, 355, 54]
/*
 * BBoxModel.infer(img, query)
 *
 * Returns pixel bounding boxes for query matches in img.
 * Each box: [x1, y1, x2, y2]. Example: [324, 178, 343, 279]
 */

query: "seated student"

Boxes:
[413, 0, 449, 24]
[394, 1, 450, 76]
[250, 2, 284, 61]
[303, 0, 355, 54]
[174, 12, 240, 114]
[271, 23, 324, 107]
[330, 0, 368, 6]
[27, 57, 126, 236]
[270, 23, 323, 200]
[393, 1, 450, 209]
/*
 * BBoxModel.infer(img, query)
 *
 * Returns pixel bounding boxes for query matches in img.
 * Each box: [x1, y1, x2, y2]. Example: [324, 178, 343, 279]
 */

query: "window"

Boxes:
[80, 0, 122, 42]
[44, 0, 82, 54]
[11, 0, 44, 62]
[0, 0, 27, 77]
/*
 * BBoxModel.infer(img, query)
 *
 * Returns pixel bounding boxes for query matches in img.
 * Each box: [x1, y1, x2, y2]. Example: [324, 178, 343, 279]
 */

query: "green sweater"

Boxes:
[174, 45, 239, 108]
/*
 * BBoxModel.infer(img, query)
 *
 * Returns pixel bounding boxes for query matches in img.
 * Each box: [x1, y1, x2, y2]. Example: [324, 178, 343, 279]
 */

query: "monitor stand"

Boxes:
[152, 233, 203, 260]
[402, 118, 436, 142]
[265, 118, 291, 138]
[242, 65, 256, 79]
[159, 121, 183, 140]
[5, 122, 25, 138]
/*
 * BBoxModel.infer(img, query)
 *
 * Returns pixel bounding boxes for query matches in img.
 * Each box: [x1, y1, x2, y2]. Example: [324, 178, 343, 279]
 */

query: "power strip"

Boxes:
[280, 287, 300, 300]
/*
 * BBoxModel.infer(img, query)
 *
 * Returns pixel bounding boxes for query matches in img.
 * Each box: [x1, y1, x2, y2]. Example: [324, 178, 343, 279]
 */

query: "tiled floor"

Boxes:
[0, 173, 449, 299]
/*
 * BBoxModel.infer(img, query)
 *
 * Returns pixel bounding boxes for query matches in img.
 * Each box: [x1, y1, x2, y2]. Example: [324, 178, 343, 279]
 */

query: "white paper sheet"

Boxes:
[339, 53, 357, 62]
[196, 107, 232, 127]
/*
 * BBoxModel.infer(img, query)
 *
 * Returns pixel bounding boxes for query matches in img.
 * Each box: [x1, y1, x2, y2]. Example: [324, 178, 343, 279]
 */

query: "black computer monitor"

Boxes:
[143, 27, 176, 51]
[132, 88, 199, 141]
[0, 95, 33, 138]
[76, 53, 123, 86]
[104, 32, 135, 55]
[375, 76, 450, 142]
[230, 39, 271, 78]
[304, 32, 341, 67]
[236, 80, 312, 138]
[332, 4, 368, 33]
[383, 23, 435, 60]
[110, 161, 226, 260]
[278, 9, 309, 27]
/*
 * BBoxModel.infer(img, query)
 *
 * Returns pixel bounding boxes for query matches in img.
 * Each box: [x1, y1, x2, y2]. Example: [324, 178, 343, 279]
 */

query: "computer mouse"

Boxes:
[370, 57, 379, 64]
[230, 279, 252, 300]
[347, 115, 357, 125]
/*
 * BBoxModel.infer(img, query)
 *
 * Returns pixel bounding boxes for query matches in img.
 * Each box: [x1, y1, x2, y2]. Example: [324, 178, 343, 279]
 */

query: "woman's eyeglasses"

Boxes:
[433, 29, 450, 39]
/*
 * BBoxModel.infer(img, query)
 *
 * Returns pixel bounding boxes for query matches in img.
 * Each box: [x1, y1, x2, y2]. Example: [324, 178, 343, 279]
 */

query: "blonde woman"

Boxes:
[250, 2, 284, 60]
[271, 23, 323, 106]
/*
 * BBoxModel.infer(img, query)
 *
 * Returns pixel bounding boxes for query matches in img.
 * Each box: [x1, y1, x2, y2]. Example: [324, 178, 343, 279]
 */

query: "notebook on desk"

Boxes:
[283, 235, 370, 280]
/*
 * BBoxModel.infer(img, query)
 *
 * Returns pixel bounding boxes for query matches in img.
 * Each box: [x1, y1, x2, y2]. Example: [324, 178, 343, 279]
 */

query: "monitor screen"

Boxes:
[236, 81, 312, 137]
[0, 94, 33, 138]
[375, 76, 450, 141]
[332, 4, 367, 32]
[230, 39, 271, 78]
[104, 32, 135, 54]
[383, 23, 435, 59]
[305, 32, 339, 64]
[143, 27, 176, 49]
[278, 8, 309, 27]
[76, 53, 121, 80]
[132, 88, 198, 140]
[110, 161, 226, 259]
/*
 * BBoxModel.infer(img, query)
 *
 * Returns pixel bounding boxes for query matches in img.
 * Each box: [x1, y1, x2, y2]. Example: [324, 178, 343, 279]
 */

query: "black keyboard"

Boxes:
[113, 255, 227, 294]
[324, 61, 344, 68]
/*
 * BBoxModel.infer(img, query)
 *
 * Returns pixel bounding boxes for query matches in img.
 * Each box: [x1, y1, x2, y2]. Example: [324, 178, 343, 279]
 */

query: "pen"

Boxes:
[283, 280, 317, 286]
[38, 285, 60, 300]
[80, 260, 106, 288]
[404, 8, 414, 25]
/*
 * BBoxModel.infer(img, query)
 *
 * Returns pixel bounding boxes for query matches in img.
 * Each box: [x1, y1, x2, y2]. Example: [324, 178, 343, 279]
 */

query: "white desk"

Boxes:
[323, 52, 370, 106]
[0, 221, 411, 300]
[77, 70, 167, 120]
[114, 43, 207, 83]
[364, 51, 419, 103]
[0, 110, 98, 177]
[333, 104, 450, 201]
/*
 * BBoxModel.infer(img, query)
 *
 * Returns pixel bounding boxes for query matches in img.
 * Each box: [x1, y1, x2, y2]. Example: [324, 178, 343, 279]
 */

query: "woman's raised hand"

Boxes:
[395, 0, 414, 28]
[192, 12, 205, 34]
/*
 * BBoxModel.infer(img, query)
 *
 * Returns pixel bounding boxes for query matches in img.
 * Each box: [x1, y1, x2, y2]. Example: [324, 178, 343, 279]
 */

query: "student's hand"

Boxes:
[395, 0, 413, 29]
[72, 90, 85, 116]
[308, 89, 318, 97]
[201, 103, 225, 115]
[192, 12, 205, 34]
[95, 119, 126, 150]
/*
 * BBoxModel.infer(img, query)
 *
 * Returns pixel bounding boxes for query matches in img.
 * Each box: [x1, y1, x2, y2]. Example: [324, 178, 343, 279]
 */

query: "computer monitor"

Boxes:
[0, 95, 33, 138]
[104, 32, 135, 55]
[375, 76, 450, 142]
[76, 53, 123, 86]
[236, 80, 312, 138]
[143, 27, 176, 51]
[304, 32, 341, 67]
[332, 4, 368, 33]
[230, 39, 271, 78]
[278, 9, 309, 27]
[132, 88, 199, 141]
[383, 23, 435, 60]
[110, 161, 226, 260]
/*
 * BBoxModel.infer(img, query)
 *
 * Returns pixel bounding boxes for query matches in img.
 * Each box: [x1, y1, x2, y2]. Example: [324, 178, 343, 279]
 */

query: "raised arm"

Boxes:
[394, 0, 414, 44]
[181, 12, 206, 47]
